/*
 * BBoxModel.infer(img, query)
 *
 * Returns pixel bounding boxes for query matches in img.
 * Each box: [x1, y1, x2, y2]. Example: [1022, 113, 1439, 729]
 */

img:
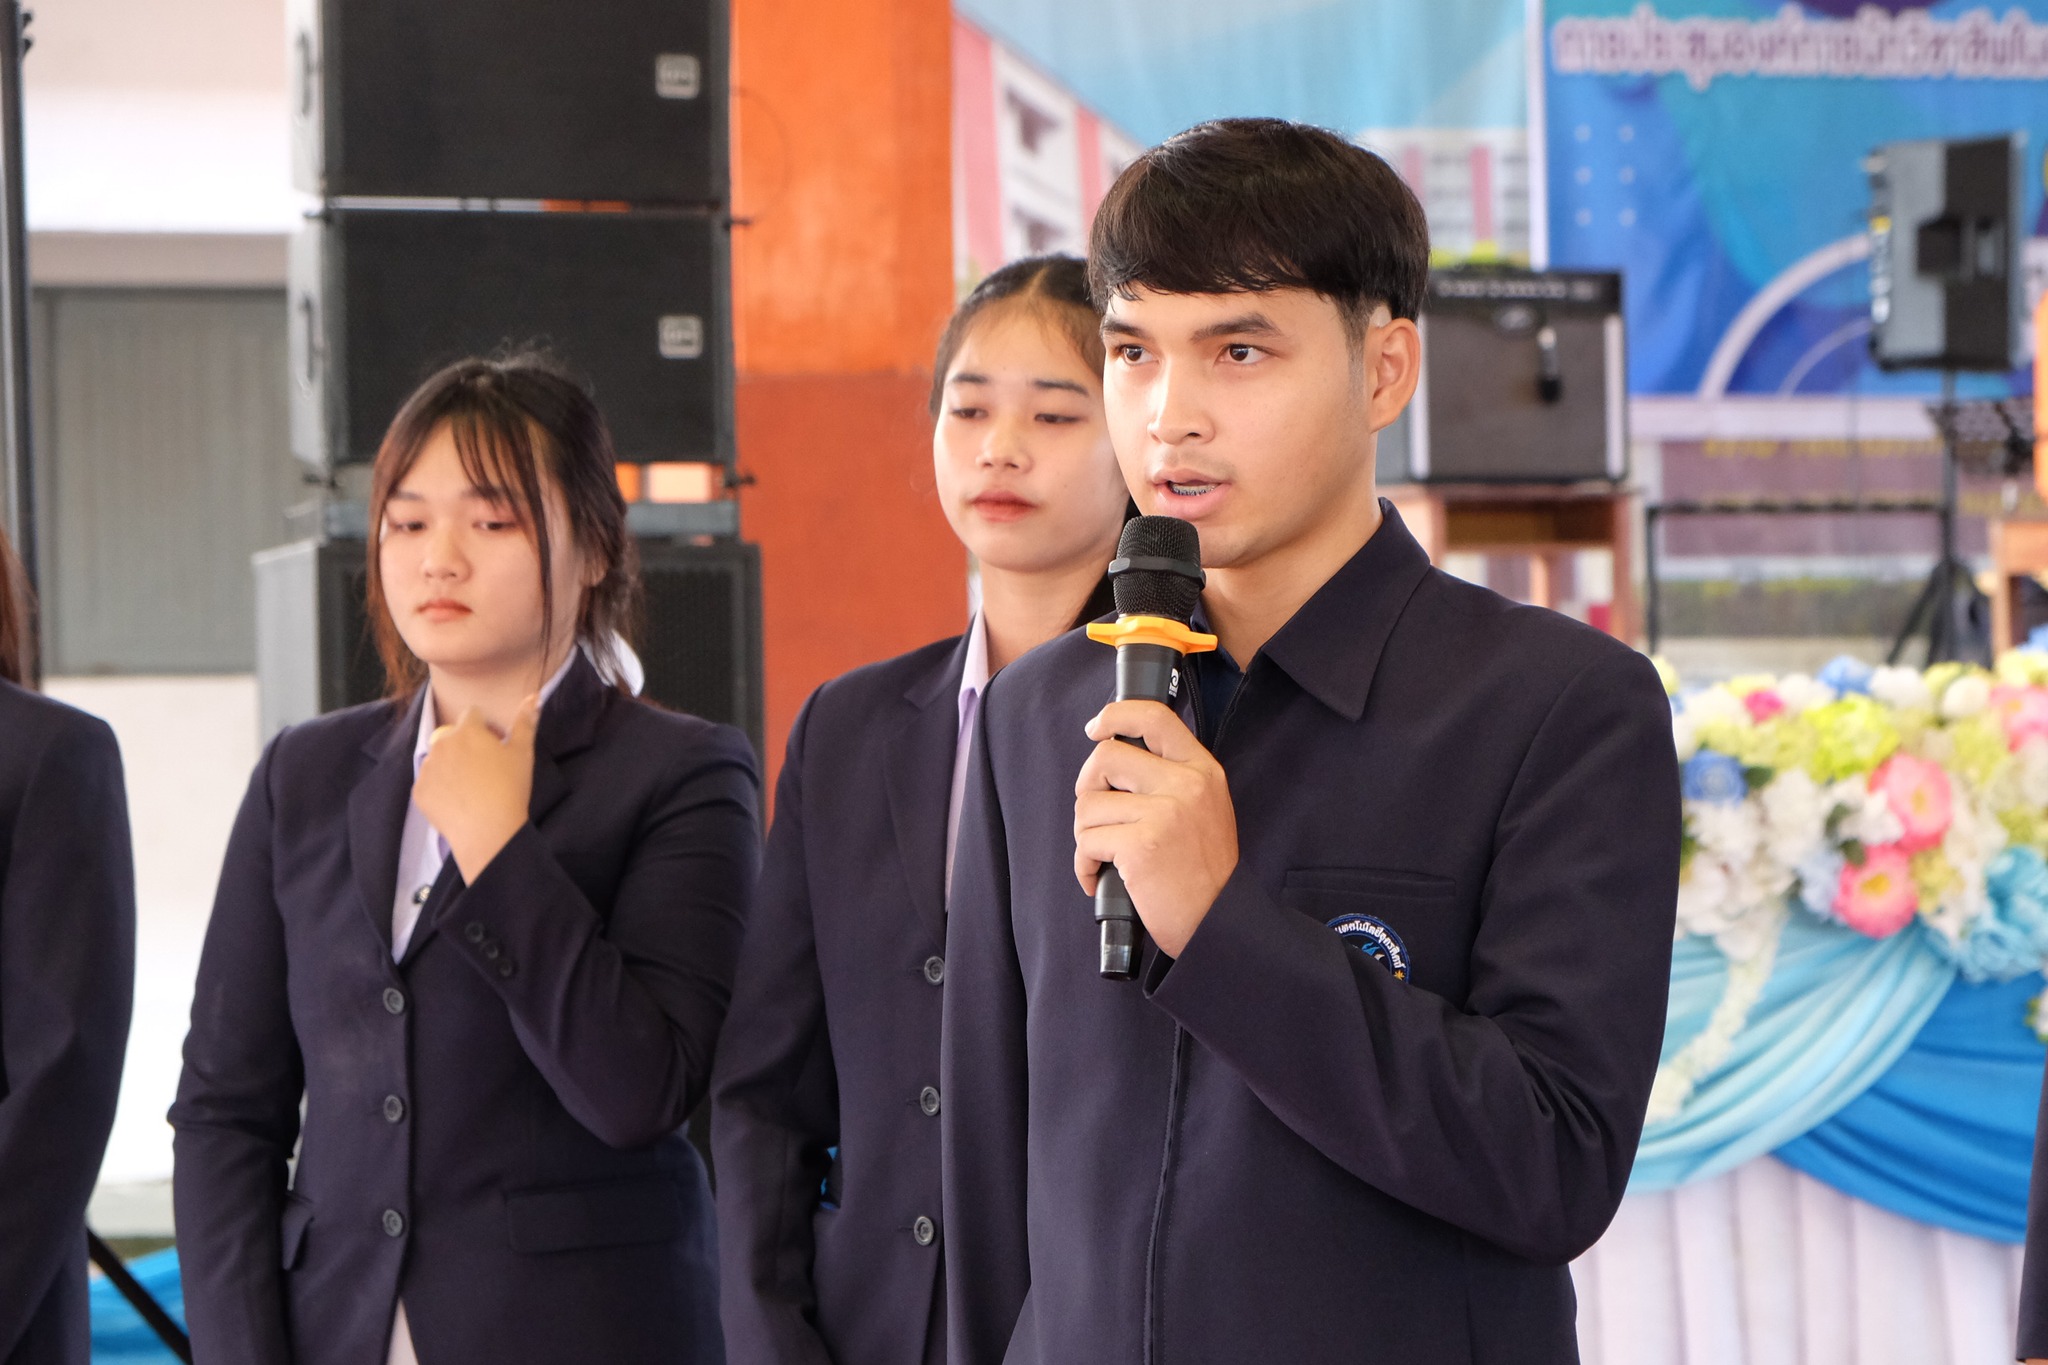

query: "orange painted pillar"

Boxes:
[729, 0, 962, 788]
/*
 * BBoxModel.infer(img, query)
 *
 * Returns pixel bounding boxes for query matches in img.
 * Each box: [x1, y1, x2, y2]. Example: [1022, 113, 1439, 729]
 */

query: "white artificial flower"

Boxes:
[1682, 685, 1747, 728]
[1690, 801, 1762, 862]
[1941, 673, 1991, 720]
[1759, 769, 1830, 871]
[1834, 778, 1905, 848]
[1930, 788, 2008, 945]
[1672, 713, 1699, 762]
[1870, 665, 1935, 713]
[1776, 673, 1836, 713]
[1676, 857, 1738, 939]
[2019, 737, 2048, 809]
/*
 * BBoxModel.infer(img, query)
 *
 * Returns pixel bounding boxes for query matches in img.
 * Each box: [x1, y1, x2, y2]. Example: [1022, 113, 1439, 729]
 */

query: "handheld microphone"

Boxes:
[1083, 515, 1217, 980]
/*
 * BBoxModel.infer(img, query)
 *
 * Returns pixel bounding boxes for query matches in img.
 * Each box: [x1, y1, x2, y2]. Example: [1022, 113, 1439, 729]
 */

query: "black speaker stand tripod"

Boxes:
[1887, 371, 1992, 667]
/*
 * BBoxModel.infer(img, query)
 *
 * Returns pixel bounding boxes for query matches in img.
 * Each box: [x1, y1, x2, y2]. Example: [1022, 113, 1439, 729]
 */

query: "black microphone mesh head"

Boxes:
[1112, 515, 1203, 621]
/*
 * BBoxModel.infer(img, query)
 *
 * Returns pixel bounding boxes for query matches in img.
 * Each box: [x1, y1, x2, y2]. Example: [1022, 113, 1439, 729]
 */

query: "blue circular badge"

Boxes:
[1326, 913, 1409, 981]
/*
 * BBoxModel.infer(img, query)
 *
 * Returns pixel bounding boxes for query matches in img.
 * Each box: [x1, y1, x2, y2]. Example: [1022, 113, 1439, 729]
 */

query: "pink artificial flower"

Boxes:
[1870, 753, 1953, 853]
[1833, 845, 1919, 937]
[1743, 689, 1786, 723]
[1991, 684, 2048, 750]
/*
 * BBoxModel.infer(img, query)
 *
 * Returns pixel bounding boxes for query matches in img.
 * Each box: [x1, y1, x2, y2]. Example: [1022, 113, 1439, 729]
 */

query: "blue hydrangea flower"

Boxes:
[2028, 624, 2048, 654]
[1927, 846, 2048, 983]
[1682, 750, 1748, 804]
[1816, 655, 1875, 696]
[1795, 847, 1846, 921]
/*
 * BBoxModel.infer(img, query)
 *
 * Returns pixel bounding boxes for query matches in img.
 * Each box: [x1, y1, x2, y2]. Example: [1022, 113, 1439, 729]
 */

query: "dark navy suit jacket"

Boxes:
[2020, 1077, 2048, 1357]
[171, 655, 759, 1365]
[942, 505, 1681, 1365]
[0, 682, 134, 1365]
[713, 634, 964, 1365]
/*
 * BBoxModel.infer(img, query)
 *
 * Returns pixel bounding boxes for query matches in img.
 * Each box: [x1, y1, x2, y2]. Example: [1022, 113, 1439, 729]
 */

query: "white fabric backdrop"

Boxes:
[1574, 1157, 2025, 1365]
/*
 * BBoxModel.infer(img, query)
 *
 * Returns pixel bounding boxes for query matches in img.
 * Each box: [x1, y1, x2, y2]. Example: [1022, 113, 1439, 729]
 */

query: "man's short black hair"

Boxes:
[1088, 118, 1430, 336]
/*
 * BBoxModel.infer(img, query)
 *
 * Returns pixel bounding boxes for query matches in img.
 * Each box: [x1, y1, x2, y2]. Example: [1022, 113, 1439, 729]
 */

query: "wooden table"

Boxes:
[1382, 482, 1637, 644]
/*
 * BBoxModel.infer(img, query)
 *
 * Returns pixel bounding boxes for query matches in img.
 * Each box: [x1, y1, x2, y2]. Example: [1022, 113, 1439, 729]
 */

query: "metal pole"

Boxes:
[0, 3, 34, 684]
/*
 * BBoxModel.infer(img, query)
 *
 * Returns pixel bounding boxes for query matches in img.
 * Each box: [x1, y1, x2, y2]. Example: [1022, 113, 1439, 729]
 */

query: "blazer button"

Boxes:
[912, 1215, 936, 1246]
[482, 942, 502, 960]
[464, 921, 486, 944]
[383, 1095, 406, 1123]
[919, 1086, 940, 1117]
[382, 987, 406, 1016]
[922, 955, 945, 986]
[496, 960, 515, 979]
[381, 1209, 406, 1238]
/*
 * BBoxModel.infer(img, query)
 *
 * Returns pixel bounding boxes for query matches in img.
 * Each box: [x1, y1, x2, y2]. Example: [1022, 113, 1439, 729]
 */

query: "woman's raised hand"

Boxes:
[413, 694, 540, 883]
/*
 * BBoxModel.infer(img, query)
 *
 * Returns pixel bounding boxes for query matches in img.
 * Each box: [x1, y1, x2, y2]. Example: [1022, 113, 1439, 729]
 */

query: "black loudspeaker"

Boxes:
[637, 537, 764, 762]
[255, 536, 763, 761]
[254, 539, 383, 738]
[1867, 134, 2024, 373]
[288, 0, 728, 204]
[1378, 268, 1626, 485]
[289, 208, 734, 469]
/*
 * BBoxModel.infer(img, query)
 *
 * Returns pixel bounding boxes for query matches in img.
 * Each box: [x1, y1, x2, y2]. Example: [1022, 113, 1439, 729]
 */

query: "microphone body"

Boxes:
[1084, 518, 1215, 980]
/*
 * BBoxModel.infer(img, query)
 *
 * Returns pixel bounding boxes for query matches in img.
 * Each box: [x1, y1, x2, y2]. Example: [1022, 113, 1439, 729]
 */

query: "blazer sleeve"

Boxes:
[2019, 1062, 2048, 1360]
[437, 719, 761, 1149]
[940, 701, 1033, 1365]
[0, 713, 135, 1358]
[171, 736, 303, 1364]
[1145, 646, 1681, 1264]
[711, 693, 840, 1365]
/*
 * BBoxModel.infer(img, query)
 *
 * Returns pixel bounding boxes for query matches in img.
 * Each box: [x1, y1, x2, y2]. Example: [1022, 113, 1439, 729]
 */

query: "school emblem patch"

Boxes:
[1326, 913, 1409, 981]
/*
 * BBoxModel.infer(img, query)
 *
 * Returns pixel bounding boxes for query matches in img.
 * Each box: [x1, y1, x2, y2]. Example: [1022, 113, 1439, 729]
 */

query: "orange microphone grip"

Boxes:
[1085, 615, 1219, 655]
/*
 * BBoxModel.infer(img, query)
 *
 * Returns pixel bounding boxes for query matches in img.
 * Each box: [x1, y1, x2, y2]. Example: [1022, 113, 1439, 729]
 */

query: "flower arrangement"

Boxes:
[1667, 649, 2048, 992]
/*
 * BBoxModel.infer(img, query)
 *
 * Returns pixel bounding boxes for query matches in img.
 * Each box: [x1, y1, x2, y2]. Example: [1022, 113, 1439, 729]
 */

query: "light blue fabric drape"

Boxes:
[1634, 847, 2048, 1244]
[1630, 912, 1958, 1190]
[1775, 971, 2046, 1243]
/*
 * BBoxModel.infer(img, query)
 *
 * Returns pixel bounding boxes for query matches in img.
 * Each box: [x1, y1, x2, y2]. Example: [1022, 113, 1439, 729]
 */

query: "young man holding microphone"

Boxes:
[941, 118, 1681, 1365]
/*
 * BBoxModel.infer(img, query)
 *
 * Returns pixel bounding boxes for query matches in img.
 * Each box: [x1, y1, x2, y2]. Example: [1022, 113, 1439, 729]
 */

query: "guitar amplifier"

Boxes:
[1378, 268, 1626, 485]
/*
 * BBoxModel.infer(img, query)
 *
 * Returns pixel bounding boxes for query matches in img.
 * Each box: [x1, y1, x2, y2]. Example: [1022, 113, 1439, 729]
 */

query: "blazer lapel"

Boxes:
[348, 693, 426, 958]
[885, 635, 973, 939]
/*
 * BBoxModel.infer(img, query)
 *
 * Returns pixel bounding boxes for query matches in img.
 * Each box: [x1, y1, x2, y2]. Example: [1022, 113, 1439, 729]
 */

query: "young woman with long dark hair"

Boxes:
[0, 527, 136, 1365]
[712, 255, 1133, 1365]
[172, 355, 759, 1364]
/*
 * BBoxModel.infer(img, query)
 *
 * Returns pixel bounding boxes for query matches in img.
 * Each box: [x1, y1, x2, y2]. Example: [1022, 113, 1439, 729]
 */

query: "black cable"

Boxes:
[85, 1228, 192, 1363]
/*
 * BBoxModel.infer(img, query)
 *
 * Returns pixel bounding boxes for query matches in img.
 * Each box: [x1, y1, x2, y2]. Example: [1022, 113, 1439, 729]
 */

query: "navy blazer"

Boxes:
[712, 634, 964, 1365]
[0, 682, 135, 1365]
[2020, 1075, 2048, 1358]
[942, 504, 1681, 1365]
[171, 655, 759, 1365]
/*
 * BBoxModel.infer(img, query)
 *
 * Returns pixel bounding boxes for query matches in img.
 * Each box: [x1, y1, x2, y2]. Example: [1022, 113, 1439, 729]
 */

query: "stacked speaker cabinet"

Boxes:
[261, 0, 758, 751]
[1377, 267, 1626, 485]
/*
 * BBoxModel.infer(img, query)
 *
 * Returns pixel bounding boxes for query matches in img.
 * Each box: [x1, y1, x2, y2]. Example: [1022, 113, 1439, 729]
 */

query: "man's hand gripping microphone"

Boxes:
[1083, 516, 1215, 980]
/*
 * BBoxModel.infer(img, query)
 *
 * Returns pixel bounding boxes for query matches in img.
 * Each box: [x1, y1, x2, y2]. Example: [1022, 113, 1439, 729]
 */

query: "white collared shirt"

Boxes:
[943, 611, 992, 909]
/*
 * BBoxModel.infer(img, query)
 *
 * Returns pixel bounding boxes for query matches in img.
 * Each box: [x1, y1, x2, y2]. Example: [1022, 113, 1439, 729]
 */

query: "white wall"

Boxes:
[48, 676, 257, 1214]
[26, 0, 295, 238]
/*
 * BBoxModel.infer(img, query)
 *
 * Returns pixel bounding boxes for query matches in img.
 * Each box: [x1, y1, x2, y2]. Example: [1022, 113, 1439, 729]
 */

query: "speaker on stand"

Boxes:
[1866, 133, 2025, 667]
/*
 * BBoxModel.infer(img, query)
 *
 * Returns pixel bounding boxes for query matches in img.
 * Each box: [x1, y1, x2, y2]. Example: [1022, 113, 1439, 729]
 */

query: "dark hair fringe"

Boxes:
[0, 524, 29, 686]
[929, 254, 1105, 417]
[364, 350, 640, 700]
[1088, 118, 1430, 334]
